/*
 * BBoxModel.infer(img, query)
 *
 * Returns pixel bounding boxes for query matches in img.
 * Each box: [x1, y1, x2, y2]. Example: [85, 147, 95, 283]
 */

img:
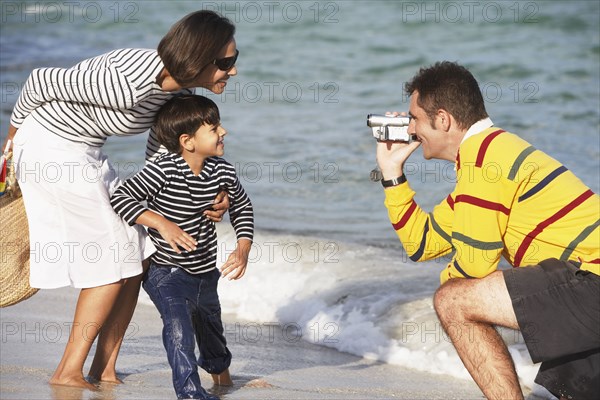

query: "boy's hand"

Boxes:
[156, 218, 197, 254]
[204, 190, 229, 222]
[220, 239, 251, 280]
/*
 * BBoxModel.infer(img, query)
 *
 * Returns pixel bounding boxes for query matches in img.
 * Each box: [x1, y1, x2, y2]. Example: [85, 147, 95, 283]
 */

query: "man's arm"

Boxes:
[441, 165, 513, 284]
[377, 138, 455, 263]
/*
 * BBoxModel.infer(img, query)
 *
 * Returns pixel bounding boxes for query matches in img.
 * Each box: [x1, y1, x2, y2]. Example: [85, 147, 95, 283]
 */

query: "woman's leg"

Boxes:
[50, 280, 125, 389]
[87, 273, 143, 383]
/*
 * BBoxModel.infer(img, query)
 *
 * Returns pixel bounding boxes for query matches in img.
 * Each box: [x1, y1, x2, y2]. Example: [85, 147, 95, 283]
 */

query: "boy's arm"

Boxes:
[110, 162, 196, 254]
[220, 238, 252, 280]
[219, 166, 254, 280]
[222, 166, 254, 242]
[135, 210, 197, 254]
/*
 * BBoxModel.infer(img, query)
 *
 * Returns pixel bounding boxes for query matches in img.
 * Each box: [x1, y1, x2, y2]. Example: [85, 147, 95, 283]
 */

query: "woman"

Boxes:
[5, 10, 237, 390]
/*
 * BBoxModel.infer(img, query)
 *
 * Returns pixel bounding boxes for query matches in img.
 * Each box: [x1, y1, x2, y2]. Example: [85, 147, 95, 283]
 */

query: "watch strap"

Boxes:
[381, 174, 407, 187]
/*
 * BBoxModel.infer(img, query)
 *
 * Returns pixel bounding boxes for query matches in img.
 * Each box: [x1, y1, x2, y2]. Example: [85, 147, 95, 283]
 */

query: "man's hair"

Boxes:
[154, 95, 221, 154]
[405, 61, 488, 129]
[158, 10, 236, 88]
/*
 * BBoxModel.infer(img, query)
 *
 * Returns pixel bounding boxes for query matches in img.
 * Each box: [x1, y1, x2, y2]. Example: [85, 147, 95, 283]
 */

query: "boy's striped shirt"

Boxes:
[111, 153, 254, 274]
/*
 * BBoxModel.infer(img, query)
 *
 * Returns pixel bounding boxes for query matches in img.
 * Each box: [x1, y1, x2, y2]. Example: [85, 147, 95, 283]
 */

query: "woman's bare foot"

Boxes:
[87, 374, 124, 385]
[211, 369, 233, 386]
[49, 374, 98, 391]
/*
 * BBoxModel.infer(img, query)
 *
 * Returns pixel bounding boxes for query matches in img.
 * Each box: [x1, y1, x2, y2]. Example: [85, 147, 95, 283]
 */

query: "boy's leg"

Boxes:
[211, 369, 233, 387]
[143, 264, 216, 399]
[193, 269, 232, 384]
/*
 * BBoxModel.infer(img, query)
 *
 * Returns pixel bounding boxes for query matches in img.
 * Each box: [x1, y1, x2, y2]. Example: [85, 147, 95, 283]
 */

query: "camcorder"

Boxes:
[367, 114, 417, 142]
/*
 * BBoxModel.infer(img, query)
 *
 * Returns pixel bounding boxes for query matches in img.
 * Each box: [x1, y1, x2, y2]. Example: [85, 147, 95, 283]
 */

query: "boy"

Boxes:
[111, 95, 254, 400]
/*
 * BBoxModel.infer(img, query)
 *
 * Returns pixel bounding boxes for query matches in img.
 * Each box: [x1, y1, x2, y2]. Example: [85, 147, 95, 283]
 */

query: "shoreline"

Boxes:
[1, 286, 540, 400]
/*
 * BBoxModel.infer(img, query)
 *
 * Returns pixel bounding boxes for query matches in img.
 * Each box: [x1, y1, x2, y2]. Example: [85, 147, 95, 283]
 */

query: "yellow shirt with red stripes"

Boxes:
[384, 127, 600, 284]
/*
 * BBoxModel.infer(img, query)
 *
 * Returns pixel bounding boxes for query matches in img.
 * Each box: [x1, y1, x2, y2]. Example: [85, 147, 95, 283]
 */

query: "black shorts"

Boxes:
[504, 258, 600, 399]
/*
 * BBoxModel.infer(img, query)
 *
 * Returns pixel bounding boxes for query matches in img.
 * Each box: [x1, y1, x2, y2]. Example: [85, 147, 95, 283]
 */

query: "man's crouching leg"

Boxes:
[433, 271, 523, 400]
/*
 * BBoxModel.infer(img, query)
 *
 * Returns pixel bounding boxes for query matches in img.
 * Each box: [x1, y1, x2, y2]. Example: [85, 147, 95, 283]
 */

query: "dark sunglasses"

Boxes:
[213, 49, 239, 71]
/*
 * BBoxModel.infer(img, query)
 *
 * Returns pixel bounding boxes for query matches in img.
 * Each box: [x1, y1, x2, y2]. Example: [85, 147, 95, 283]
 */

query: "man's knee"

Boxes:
[433, 278, 464, 320]
[434, 272, 515, 326]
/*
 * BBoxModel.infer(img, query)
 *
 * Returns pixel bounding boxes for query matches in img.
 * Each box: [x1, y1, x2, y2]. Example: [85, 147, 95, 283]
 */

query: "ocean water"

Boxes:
[1, 0, 599, 396]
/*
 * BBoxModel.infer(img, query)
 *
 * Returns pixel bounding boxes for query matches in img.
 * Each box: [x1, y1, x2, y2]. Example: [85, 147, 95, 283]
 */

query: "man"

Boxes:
[376, 61, 599, 399]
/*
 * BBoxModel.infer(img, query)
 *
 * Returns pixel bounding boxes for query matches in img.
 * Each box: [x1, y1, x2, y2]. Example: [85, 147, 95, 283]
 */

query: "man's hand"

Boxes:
[376, 140, 421, 180]
[204, 190, 229, 222]
[375, 111, 421, 180]
[220, 239, 251, 281]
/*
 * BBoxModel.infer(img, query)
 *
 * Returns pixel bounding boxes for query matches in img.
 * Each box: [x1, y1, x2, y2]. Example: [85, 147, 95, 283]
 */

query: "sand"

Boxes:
[1, 287, 541, 400]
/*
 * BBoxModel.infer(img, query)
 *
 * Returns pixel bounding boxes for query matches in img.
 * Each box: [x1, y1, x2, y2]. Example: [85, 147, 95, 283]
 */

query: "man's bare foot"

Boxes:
[49, 375, 98, 391]
[211, 369, 233, 386]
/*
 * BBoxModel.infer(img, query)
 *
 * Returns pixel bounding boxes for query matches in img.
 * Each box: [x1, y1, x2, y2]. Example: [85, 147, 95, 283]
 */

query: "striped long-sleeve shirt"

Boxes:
[111, 153, 254, 274]
[10, 48, 191, 147]
[385, 126, 599, 284]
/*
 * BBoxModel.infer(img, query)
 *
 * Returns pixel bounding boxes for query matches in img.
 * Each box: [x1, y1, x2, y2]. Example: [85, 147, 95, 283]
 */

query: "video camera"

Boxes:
[367, 114, 417, 142]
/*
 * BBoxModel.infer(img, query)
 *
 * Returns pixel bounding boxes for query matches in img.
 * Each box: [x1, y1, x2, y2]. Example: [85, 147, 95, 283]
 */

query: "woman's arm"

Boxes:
[204, 190, 230, 222]
[11, 67, 137, 129]
[2, 124, 18, 151]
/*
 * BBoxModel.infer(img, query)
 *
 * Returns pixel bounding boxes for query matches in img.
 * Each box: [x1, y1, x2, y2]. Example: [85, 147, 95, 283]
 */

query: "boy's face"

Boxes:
[190, 122, 227, 158]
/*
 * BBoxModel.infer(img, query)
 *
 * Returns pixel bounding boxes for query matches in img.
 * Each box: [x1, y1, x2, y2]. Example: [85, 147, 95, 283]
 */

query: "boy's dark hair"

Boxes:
[405, 61, 488, 130]
[155, 95, 221, 154]
[158, 10, 236, 88]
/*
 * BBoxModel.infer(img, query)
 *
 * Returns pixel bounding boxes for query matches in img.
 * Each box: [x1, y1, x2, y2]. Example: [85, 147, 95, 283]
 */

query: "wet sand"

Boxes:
[1, 287, 537, 400]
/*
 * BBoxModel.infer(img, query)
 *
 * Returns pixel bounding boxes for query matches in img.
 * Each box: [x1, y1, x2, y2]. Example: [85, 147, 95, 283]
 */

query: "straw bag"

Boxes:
[0, 152, 38, 307]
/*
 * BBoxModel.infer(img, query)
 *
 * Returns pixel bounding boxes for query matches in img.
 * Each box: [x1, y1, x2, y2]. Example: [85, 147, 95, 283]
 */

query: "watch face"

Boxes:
[370, 167, 383, 182]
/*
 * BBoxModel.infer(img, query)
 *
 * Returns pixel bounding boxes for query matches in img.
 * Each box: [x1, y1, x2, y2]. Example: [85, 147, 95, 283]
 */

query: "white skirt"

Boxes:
[12, 117, 155, 289]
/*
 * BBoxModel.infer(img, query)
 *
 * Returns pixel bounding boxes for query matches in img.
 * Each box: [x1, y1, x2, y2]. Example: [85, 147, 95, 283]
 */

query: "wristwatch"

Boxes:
[381, 174, 407, 188]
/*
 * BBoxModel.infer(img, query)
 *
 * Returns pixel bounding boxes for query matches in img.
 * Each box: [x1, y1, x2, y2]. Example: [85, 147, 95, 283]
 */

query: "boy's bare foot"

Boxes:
[49, 375, 98, 391]
[211, 369, 233, 386]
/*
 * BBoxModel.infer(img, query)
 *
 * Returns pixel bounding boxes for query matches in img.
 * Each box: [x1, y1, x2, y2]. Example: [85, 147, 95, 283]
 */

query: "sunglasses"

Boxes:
[213, 49, 239, 71]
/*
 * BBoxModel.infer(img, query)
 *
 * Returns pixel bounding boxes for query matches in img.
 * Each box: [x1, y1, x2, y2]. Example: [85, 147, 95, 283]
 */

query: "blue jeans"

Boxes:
[143, 263, 232, 399]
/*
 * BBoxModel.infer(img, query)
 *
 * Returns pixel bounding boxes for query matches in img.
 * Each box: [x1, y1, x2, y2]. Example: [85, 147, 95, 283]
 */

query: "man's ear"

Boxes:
[437, 109, 452, 132]
[179, 134, 194, 152]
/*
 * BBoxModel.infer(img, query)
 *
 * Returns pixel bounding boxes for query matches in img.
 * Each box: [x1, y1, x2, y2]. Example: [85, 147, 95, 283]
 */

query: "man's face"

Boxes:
[408, 91, 446, 160]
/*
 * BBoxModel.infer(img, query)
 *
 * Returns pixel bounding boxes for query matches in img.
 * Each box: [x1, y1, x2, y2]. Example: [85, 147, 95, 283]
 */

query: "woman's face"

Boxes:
[195, 38, 238, 94]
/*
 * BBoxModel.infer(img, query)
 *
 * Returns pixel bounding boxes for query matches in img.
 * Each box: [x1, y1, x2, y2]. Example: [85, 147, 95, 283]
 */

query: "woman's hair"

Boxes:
[405, 61, 488, 130]
[154, 95, 221, 154]
[158, 10, 235, 88]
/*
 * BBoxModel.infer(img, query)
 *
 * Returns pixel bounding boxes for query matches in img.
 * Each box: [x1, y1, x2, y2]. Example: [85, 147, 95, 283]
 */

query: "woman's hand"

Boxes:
[204, 190, 229, 222]
[2, 124, 18, 152]
[220, 239, 251, 280]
